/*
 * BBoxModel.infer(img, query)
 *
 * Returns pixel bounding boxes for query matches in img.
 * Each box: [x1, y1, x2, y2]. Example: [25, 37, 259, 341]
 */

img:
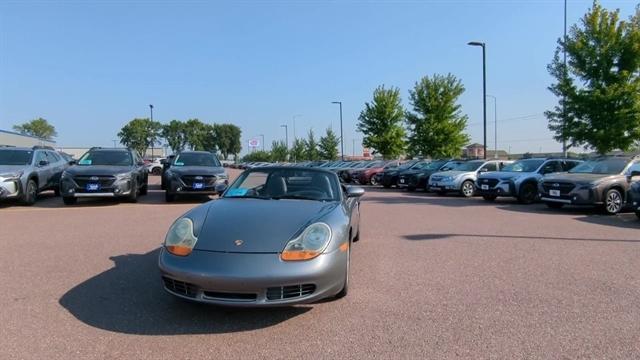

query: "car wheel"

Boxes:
[335, 241, 350, 299]
[21, 179, 37, 206]
[128, 180, 138, 203]
[517, 182, 537, 204]
[603, 189, 623, 215]
[461, 180, 475, 197]
[165, 192, 175, 202]
[369, 176, 378, 186]
[483, 195, 497, 201]
[152, 167, 162, 176]
[545, 202, 564, 209]
[62, 196, 77, 205]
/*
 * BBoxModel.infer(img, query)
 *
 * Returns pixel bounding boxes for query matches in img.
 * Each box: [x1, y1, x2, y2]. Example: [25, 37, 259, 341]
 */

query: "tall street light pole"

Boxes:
[280, 124, 288, 155]
[331, 101, 344, 161]
[149, 104, 154, 158]
[486, 95, 497, 158]
[259, 134, 265, 151]
[468, 41, 487, 160]
[292, 114, 302, 163]
[562, 0, 568, 157]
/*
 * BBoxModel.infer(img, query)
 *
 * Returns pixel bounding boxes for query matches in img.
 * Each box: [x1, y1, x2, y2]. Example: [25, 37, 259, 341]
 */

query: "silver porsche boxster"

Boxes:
[158, 166, 364, 306]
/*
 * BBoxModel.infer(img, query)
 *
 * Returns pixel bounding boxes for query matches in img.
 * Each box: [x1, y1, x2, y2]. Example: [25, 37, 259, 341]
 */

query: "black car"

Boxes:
[539, 156, 640, 214]
[162, 151, 228, 202]
[628, 179, 640, 219]
[378, 160, 425, 188]
[397, 159, 464, 191]
[60, 147, 149, 205]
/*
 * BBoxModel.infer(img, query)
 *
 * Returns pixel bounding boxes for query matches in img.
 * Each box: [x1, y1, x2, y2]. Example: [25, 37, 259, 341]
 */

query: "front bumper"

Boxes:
[539, 187, 599, 205]
[0, 177, 22, 199]
[60, 178, 133, 198]
[158, 247, 346, 306]
[428, 180, 460, 192]
[475, 181, 515, 198]
[167, 178, 227, 195]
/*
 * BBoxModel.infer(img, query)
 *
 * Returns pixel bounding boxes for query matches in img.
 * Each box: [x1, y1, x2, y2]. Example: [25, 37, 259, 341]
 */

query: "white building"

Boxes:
[0, 129, 56, 148]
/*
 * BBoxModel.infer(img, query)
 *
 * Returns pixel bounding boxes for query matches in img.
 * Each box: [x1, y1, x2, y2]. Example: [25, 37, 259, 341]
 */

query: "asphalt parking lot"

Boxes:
[2, 169, 639, 359]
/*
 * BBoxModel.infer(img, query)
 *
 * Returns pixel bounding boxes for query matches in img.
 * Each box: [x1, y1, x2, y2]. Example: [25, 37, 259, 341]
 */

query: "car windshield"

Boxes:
[454, 161, 485, 172]
[0, 150, 33, 165]
[502, 159, 545, 172]
[365, 161, 383, 168]
[439, 161, 462, 171]
[78, 151, 132, 166]
[424, 161, 447, 171]
[398, 160, 418, 169]
[225, 168, 341, 201]
[173, 153, 220, 167]
[569, 158, 628, 175]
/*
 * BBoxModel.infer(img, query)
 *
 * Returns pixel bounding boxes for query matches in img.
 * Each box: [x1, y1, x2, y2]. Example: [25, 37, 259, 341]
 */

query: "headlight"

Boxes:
[115, 173, 132, 181]
[281, 222, 332, 261]
[441, 176, 454, 182]
[0, 171, 23, 180]
[217, 173, 228, 180]
[164, 218, 198, 256]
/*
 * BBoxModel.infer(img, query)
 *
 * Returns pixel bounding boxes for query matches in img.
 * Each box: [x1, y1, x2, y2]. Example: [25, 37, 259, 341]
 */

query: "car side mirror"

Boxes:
[346, 186, 365, 198]
[68, 160, 77, 165]
[215, 183, 228, 195]
[38, 160, 49, 167]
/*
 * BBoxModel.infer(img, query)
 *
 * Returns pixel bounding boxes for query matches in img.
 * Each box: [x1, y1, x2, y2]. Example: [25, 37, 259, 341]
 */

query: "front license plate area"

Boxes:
[549, 189, 560, 197]
[481, 185, 489, 190]
[193, 182, 204, 189]
[399, 179, 405, 184]
[86, 183, 100, 192]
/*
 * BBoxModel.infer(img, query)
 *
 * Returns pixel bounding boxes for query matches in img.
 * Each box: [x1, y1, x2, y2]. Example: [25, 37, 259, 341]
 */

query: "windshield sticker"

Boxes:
[227, 188, 248, 197]
[78, 159, 92, 165]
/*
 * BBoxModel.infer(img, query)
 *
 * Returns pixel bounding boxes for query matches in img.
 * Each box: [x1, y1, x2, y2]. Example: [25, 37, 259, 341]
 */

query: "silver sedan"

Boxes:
[159, 166, 364, 306]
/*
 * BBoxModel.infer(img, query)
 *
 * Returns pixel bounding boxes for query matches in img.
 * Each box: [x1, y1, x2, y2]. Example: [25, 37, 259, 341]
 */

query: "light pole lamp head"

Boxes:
[149, 104, 154, 109]
[331, 101, 341, 105]
[467, 41, 485, 47]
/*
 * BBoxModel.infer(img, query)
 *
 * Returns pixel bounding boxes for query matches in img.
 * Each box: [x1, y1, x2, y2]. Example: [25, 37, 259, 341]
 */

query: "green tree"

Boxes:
[117, 118, 162, 156]
[304, 129, 320, 161]
[161, 120, 188, 153]
[318, 127, 340, 160]
[290, 138, 307, 162]
[215, 123, 242, 160]
[270, 140, 289, 162]
[357, 86, 406, 159]
[546, 1, 640, 154]
[243, 150, 271, 162]
[13, 118, 57, 140]
[405, 74, 470, 158]
[184, 119, 210, 151]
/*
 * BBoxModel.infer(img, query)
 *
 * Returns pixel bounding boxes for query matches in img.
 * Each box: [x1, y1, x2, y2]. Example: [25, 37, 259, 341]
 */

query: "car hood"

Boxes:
[400, 169, 437, 177]
[0, 165, 27, 174]
[168, 166, 225, 176]
[65, 166, 133, 176]
[195, 198, 340, 253]
[479, 171, 532, 180]
[542, 172, 615, 184]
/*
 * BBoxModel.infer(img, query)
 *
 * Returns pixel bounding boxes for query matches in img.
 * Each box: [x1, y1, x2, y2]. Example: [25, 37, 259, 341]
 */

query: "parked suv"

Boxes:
[162, 151, 228, 202]
[60, 147, 149, 205]
[539, 156, 640, 214]
[0, 146, 71, 205]
[397, 159, 465, 191]
[428, 159, 512, 197]
[377, 160, 423, 188]
[476, 158, 582, 204]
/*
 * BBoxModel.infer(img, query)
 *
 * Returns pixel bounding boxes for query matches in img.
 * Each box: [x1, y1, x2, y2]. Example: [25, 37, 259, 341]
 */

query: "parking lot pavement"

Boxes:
[1, 173, 639, 359]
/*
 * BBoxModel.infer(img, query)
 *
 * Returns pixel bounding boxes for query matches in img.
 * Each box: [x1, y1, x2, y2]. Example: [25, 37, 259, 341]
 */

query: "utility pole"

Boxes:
[468, 42, 487, 159]
[149, 104, 154, 158]
[331, 101, 344, 161]
[562, 0, 568, 157]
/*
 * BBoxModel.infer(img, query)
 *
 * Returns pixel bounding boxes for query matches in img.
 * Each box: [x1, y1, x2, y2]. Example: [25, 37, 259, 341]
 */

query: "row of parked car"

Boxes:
[0, 145, 229, 205]
[231, 155, 640, 218]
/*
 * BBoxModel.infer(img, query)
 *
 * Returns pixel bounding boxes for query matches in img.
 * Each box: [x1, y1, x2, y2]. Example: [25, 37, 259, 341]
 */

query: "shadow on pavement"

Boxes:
[59, 249, 311, 335]
[403, 233, 640, 243]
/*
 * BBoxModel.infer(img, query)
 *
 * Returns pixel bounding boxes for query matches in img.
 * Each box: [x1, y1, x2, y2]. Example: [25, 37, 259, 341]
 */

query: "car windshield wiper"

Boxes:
[271, 194, 325, 201]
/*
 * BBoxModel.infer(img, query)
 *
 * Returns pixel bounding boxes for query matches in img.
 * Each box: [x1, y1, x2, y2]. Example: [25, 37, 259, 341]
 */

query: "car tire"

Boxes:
[62, 196, 77, 205]
[335, 241, 350, 299]
[603, 188, 623, 215]
[461, 180, 475, 197]
[152, 167, 162, 176]
[369, 176, 377, 186]
[165, 192, 175, 202]
[545, 202, 564, 209]
[483, 195, 497, 201]
[517, 182, 537, 204]
[128, 180, 138, 203]
[21, 179, 38, 206]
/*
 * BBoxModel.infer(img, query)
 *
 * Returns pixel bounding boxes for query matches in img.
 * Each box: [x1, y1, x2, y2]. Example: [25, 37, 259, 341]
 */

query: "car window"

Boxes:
[569, 158, 628, 174]
[47, 151, 61, 162]
[481, 162, 498, 172]
[35, 151, 47, 164]
[502, 159, 545, 172]
[174, 153, 221, 167]
[625, 161, 640, 175]
[0, 150, 34, 165]
[78, 151, 133, 166]
[540, 161, 563, 174]
[226, 169, 340, 201]
[562, 161, 580, 171]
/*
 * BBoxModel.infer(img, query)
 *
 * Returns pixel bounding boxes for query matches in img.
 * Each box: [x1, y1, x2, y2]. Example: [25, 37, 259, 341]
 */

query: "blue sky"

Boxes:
[0, 0, 637, 155]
